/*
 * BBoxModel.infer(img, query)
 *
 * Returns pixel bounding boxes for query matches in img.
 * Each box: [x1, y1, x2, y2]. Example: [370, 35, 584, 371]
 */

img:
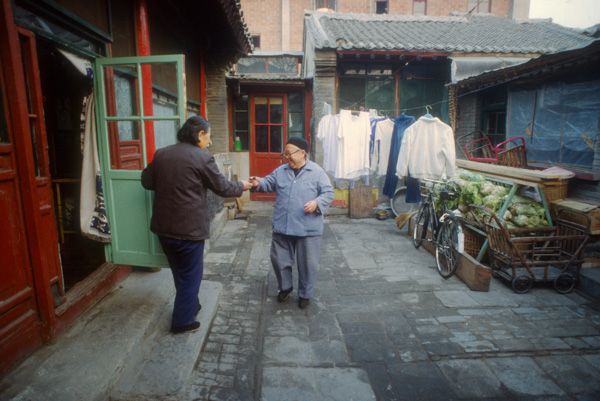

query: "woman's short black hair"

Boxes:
[177, 116, 210, 145]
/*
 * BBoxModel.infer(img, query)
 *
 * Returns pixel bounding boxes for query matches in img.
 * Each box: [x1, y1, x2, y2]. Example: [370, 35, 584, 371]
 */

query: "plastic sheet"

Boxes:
[508, 80, 600, 168]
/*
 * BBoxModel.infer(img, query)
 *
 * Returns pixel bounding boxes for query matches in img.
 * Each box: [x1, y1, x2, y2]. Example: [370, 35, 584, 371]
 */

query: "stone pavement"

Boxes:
[192, 206, 600, 401]
[2, 205, 600, 401]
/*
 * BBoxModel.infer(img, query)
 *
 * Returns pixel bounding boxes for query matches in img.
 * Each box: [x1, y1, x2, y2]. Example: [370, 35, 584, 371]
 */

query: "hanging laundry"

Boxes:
[335, 110, 371, 180]
[317, 113, 340, 176]
[382, 114, 416, 198]
[80, 92, 111, 243]
[371, 118, 395, 176]
[396, 116, 456, 180]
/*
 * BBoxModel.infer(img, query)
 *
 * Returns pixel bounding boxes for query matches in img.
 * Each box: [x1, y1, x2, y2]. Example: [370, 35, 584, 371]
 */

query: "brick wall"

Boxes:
[240, 0, 516, 52]
[205, 66, 230, 154]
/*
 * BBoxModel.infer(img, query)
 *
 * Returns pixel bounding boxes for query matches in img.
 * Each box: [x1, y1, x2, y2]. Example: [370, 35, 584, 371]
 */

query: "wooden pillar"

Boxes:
[135, 0, 155, 161]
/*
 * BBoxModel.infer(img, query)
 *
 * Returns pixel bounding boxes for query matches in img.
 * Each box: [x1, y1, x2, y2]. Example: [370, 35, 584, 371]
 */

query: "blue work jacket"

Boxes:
[256, 160, 334, 237]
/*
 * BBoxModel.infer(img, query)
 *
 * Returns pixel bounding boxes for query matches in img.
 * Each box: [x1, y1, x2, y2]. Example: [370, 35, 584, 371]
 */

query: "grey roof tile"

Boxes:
[305, 12, 594, 54]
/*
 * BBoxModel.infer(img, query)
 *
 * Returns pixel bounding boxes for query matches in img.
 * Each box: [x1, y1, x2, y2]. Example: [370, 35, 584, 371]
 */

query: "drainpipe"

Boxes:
[135, 0, 156, 161]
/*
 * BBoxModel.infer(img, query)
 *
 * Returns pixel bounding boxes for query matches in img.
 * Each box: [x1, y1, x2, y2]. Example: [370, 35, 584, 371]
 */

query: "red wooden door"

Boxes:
[0, 33, 42, 377]
[18, 28, 64, 305]
[250, 94, 286, 201]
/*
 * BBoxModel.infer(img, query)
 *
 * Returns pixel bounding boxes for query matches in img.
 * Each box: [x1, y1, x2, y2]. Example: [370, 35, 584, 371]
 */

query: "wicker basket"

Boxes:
[541, 180, 568, 203]
[463, 225, 489, 264]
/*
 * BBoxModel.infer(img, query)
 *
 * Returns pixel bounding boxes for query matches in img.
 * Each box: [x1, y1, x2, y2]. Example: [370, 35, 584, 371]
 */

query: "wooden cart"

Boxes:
[470, 205, 590, 294]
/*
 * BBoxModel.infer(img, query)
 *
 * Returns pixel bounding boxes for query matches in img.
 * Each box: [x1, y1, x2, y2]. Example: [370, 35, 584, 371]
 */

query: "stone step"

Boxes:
[109, 280, 221, 400]
[0, 269, 220, 401]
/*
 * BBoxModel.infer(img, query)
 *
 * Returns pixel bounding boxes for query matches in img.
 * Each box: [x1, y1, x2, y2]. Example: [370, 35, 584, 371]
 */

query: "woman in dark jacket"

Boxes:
[141, 116, 251, 334]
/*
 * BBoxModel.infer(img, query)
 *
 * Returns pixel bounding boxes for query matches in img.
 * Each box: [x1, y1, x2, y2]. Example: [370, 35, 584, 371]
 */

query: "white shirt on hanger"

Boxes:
[336, 110, 371, 180]
[371, 118, 395, 176]
[396, 116, 456, 180]
[317, 114, 340, 176]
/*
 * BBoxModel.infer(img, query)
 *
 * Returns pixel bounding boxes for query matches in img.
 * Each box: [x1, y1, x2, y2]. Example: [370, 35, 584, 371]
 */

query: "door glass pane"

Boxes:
[104, 65, 139, 118]
[270, 126, 282, 153]
[288, 112, 303, 132]
[288, 92, 303, 111]
[270, 97, 283, 124]
[115, 121, 140, 141]
[255, 97, 268, 123]
[148, 62, 178, 107]
[153, 119, 180, 150]
[255, 125, 268, 152]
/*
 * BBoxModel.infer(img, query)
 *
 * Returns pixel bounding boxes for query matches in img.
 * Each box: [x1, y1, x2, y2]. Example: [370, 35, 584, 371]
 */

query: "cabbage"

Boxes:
[511, 215, 529, 227]
[483, 194, 503, 212]
[460, 170, 485, 182]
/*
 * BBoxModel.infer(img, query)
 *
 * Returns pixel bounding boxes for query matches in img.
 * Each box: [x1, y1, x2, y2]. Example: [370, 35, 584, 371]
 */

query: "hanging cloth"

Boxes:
[79, 92, 111, 242]
[317, 113, 340, 176]
[396, 116, 456, 180]
[335, 110, 371, 180]
[382, 114, 416, 198]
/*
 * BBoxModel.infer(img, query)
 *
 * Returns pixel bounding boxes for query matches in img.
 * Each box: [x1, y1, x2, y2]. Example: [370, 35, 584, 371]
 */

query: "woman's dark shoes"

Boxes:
[277, 287, 293, 302]
[170, 321, 200, 334]
[298, 297, 310, 309]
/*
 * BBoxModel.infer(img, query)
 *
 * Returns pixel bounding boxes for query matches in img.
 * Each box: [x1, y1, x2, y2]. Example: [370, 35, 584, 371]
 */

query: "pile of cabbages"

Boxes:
[447, 169, 549, 228]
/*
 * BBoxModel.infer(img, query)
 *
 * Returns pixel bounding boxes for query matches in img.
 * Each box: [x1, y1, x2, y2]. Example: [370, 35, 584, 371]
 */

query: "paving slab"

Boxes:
[109, 280, 222, 401]
[0, 269, 175, 401]
[261, 367, 375, 401]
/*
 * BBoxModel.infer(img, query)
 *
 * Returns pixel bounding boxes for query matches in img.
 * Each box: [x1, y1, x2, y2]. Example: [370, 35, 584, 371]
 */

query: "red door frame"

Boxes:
[0, 0, 55, 344]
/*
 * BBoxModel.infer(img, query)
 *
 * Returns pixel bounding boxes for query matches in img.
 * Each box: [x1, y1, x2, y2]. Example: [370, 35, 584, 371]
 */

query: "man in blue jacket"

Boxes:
[250, 137, 334, 309]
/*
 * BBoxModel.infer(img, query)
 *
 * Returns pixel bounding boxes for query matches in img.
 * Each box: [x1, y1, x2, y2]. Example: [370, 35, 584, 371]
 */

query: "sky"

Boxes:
[529, 0, 600, 29]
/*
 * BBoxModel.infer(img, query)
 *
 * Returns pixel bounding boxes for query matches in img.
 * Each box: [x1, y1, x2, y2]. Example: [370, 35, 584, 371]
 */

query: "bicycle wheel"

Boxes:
[413, 204, 429, 249]
[435, 216, 462, 279]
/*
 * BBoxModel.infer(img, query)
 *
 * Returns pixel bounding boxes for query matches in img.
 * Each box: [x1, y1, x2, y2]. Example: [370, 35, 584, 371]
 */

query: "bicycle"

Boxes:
[413, 179, 464, 279]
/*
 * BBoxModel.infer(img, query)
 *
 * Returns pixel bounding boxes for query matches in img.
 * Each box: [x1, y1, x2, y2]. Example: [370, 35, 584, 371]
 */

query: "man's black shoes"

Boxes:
[277, 287, 293, 302]
[171, 321, 200, 334]
[298, 297, 310, 309]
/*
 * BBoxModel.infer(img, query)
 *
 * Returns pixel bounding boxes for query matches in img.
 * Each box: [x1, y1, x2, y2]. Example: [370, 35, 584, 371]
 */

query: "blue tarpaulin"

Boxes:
[508, 80, 600, 168]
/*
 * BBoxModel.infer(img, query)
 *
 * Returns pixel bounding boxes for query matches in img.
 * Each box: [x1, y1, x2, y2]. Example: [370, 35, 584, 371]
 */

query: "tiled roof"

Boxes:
[305, 11, 594, 54]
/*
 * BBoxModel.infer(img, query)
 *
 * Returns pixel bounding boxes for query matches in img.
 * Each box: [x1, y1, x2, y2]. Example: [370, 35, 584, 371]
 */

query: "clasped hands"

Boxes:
[244, 176, 318, 213]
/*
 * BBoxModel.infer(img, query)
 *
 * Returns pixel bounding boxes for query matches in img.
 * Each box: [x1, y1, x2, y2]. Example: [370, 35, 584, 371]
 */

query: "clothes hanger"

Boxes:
[424, 105, 433, 118]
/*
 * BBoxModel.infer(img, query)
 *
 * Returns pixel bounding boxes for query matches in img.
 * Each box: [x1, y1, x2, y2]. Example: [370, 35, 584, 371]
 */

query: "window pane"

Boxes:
[235, 111, 248, 131]
[288, 112, 303, 132]
[338, 77, 366, 110]
[108, 66, 139, 117]
[152, 119, 179, 150]
[367, 63, 392, 76]
[235, 94, 249, 110]
[340, 63, 366, 76]
[237, 57, 267, 74]
[270, 126, 282, 153]
[288, 92, 303, 111]
[365, 79, 394, 115]
[270, 98, 283, 124]
[148, 62, 179, 105]
[376, 1, 388, 14]
[255, 125, 268, 152]
[268, 57, 297, 74]
[115, 121, 140, 141]
[255, 97, 268, 123]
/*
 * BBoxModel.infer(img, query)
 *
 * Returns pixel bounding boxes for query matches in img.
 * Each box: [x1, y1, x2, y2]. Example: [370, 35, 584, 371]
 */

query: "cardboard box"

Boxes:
[552, 198, 600, 234]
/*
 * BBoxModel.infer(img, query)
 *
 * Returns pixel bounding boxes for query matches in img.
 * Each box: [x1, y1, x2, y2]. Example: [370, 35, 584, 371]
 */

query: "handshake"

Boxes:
[241, 176, 260, 191]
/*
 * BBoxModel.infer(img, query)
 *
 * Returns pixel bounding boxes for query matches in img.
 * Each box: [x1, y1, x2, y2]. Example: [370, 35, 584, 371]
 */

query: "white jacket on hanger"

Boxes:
[395, 116, 456, 180]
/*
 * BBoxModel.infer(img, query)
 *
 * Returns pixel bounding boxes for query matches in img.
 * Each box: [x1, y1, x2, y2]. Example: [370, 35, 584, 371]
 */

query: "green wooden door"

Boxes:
[94, 55, 186, 267]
